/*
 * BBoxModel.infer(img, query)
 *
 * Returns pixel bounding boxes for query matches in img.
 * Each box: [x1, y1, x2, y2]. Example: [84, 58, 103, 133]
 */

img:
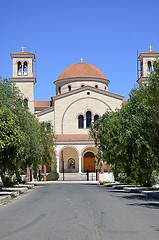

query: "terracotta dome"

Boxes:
[57, 63, 106, 80]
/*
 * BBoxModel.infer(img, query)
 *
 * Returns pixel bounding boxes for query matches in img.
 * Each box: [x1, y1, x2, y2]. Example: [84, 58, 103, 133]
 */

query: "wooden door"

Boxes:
[84, 152, 95, 172]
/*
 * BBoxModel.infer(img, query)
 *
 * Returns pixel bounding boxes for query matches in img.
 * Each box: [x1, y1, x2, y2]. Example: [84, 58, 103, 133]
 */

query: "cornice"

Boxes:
[55, 141, 94, 145]
[36, 107, 54, 117]
[53, 85, 124, 101]
[9, 77, 37, 84]
[54, 77, 110, 84]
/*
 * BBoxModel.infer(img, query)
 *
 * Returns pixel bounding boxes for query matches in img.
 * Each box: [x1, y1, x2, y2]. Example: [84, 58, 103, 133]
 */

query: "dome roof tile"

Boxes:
[57, 62, 106, 80]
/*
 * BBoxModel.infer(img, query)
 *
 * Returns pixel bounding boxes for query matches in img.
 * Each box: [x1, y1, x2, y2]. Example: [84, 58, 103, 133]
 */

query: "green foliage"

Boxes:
[3, 175, 17, 187]
[40, 122, 56, 168]
[47, 170, 59, 181]
[90, 60, 159, 187]
[0, 77, 56, 186]
[0, 105, 24, 184]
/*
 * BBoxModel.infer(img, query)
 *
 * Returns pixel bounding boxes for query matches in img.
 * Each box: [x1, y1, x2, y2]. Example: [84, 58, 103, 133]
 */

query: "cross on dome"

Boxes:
[21, 46, 25, 52]
[80, 57, 84, 63]
[148, 45, 153, 51]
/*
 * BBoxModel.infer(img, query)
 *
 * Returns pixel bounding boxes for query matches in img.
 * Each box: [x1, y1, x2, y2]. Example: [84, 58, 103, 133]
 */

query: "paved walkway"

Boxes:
[0, 184, 34, 205]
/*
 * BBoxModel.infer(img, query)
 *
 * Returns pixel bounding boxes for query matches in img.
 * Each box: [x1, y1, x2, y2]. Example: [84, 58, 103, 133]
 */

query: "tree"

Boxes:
[0, 77, 57, 184]
[17, 110, 44, 177]
[0, 105, 24, 185]
[0, 77, 44, 184]
[90, 61, 159, 186]
[40, 122, 56, 170]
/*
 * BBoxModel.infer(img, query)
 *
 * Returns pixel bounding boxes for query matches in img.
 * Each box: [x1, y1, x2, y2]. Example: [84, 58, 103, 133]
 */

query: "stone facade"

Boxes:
[37, 62, 124, 173]
[10, 49, 159, 174]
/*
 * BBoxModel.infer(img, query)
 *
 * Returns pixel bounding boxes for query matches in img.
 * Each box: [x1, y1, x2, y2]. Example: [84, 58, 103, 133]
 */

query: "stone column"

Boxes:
[84, 118, 86, 128]
[22, 63, 24, 75]
[44, 165, 47, 181]
[27, 165, 30, 182]
[56, 156, 60, 173]
[78, 156, 82, 173]
[100, 160, 104, 174]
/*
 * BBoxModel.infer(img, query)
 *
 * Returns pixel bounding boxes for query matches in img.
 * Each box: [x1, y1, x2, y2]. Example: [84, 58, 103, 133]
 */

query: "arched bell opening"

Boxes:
[147, 61, 152, 74]
[24, 61, 28, 75]
[17, 61, 22, 75]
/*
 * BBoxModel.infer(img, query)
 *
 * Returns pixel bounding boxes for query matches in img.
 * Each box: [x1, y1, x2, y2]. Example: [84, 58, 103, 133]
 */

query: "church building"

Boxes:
[9, 48, 159, 174]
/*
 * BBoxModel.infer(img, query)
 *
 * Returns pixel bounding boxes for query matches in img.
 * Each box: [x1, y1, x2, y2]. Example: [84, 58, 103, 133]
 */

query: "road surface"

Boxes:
[0, 183, 159, 240]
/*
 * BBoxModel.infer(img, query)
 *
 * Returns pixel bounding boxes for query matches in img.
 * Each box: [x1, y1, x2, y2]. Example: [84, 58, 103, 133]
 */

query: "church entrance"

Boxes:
[84, 152, 95, 172]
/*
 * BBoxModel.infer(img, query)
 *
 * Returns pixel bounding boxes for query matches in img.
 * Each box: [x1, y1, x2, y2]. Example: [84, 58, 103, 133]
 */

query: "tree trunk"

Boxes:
[0, 166, 6, 186]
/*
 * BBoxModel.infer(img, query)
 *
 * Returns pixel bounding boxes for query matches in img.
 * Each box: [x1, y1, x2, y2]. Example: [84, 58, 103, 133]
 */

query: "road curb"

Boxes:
[0, 184, 35, 205]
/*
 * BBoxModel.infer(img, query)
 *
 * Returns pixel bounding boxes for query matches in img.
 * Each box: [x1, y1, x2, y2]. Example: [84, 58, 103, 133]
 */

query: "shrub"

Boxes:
[3, 176, 17, 187]
[47, 171, 59, 181]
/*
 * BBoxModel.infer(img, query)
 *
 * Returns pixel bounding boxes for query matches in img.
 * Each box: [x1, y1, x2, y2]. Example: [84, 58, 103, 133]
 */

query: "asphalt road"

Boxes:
[0, 183, 159, 240]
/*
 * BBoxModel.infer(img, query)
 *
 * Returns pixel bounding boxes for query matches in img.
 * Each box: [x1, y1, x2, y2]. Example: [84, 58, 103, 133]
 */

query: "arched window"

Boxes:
[68, 85, 71, 91]
[84, 152, 95, 158]
[24, 61, 28, 75]
[94, 114, 99, 121]
[105, 86, 107, 90]
[58, 86, 61, 94]
[78, 115, 84, 128]
[24, 98, 28, 108]
[148, 61, 152, 74]
[86, 111, 92, 128]
[81, 84, 84, 87]
[95, 85, 98, 88]
[17, 61, 22, 75]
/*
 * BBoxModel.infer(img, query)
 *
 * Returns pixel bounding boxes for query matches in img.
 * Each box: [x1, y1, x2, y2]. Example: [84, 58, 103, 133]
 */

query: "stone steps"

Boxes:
[58, 172, 96, 181]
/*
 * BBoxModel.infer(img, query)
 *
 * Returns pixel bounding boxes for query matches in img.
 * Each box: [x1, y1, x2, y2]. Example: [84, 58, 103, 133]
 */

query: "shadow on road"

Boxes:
[108, 189, 159, 210]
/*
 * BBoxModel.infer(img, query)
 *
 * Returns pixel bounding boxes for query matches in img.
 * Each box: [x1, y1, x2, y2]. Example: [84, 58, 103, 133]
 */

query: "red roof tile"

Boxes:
[57, 63, 107, 81]
[10, 51, 35, 59]
[34, 101, 51, 108]
[56, 134, 93, 142]
[140, 51, 159, 54]
[11, 51, 35, 55]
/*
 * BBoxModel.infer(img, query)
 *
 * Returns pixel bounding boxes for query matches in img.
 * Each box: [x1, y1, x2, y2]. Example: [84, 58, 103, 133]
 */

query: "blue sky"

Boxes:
[0, 0, 159, 100]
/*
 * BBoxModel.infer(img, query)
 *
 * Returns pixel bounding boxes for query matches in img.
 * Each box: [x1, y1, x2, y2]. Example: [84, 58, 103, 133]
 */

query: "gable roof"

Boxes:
[138, 50, 159, 59]
[34, 100, 51, 108]
[10, 51, 35, 59]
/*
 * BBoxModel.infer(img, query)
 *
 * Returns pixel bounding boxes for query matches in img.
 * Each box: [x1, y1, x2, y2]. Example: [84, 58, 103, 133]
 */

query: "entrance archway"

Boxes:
[59, 147, 79, 173]
[84, 152, 95, 172]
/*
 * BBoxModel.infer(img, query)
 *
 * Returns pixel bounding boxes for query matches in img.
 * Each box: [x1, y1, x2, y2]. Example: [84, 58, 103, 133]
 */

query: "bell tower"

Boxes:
[137, 46, 159, 86]
[9, 48, 36, 113]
